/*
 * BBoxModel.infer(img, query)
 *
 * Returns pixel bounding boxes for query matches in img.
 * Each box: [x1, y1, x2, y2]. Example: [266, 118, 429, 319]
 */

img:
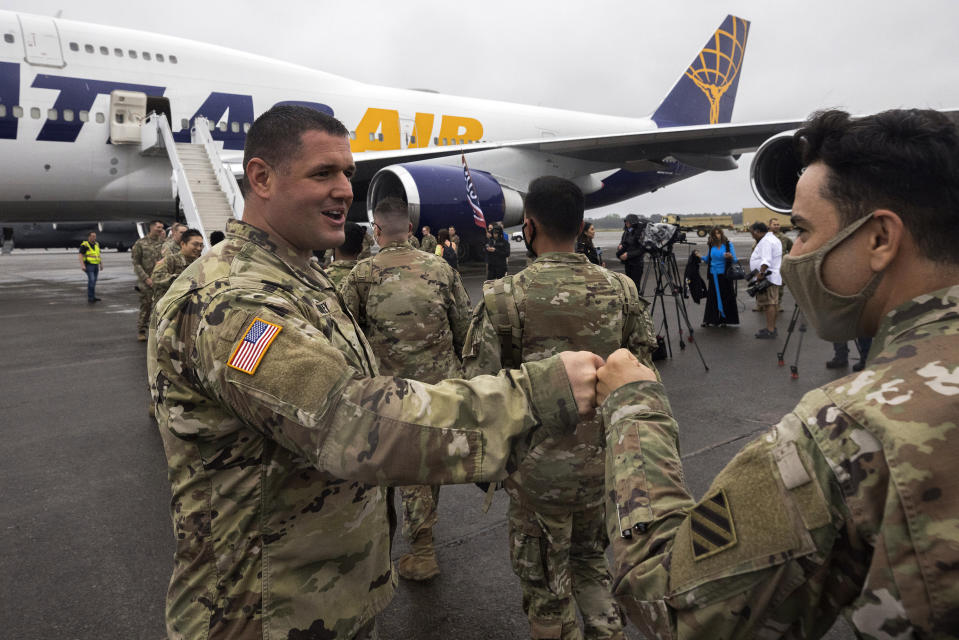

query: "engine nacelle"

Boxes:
[366, 164, 525, 237]
[749, 131, 801, 213]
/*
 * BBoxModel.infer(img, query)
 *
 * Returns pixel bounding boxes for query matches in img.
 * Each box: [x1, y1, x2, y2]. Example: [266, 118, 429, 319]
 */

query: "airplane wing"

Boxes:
[350, 119, 805, 182]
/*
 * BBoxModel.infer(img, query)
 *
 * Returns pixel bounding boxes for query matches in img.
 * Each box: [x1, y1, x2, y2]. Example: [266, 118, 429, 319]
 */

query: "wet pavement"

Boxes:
[0, 234, 856, 639]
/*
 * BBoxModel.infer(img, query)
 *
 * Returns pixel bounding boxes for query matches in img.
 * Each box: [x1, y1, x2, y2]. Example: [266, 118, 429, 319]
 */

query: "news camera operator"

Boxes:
[595, 108, 959, 638]
[616, 213, 647, 291]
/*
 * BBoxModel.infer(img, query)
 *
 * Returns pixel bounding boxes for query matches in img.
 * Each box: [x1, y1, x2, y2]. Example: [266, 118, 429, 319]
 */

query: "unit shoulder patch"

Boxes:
[227, 317, 282, 375]
[690, 489, 738, 561]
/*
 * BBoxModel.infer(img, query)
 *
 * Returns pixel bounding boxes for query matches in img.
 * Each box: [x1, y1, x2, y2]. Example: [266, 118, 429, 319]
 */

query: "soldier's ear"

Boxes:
[245, 158, 273, 200]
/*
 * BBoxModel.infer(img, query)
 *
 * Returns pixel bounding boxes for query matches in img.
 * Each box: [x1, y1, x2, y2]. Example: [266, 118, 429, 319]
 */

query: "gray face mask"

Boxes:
[780, 213, 883, 342]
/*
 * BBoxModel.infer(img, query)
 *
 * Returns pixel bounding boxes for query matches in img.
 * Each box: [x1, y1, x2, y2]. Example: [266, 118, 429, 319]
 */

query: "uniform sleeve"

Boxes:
[131, 242, 148, 282]
[448, 271, 473, 359]
[619, 275, 660, 372]
[602, 381, 861, 639]
[191, 294, 579, 488]
[460, 301, 505, 377]
[338, 269, 363, 329]
[151, 256, 176, 294]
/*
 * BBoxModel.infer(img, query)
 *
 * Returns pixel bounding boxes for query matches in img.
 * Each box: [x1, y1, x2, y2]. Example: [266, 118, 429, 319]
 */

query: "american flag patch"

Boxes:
[227, 318, 282, 375]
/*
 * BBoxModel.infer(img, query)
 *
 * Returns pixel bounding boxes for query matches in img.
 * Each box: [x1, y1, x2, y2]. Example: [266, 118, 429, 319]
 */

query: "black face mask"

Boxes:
[522, 219, 537, 257]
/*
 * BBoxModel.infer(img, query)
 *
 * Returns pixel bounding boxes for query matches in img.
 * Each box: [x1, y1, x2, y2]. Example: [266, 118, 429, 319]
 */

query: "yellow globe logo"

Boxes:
[685, 17, 749, 124]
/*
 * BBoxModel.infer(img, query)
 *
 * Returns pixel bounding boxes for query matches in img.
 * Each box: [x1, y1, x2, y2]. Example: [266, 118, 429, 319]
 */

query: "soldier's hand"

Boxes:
[597, 349, 657, 405]
[559, 351, 605, 416]
[146, 277, 153, 288]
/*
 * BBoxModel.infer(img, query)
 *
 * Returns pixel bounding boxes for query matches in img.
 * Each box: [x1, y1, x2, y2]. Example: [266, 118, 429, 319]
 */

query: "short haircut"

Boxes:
[750, 221, 769, 234]
[148, 220, 165, 229]
[209, 231, 225, 246]
[179, 229, 203, 245]
[87, 231, 96, 238]
[769, 217, 780, 224]
[242, 105, 349, 195]
[372, 197, 411, 235]
[524, 176, 584, 241]
[796, 108, 959, 264]
[339, 222, 366, 258]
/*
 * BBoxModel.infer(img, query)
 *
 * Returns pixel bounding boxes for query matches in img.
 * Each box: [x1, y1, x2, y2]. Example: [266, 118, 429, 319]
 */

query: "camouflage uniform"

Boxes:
[463, 252, 657, 640]
[131, 235, 164, 336]
[324, 258, 357, 291]
[407, 235, 421, 250]
[151, 250, 195, 304]
[148, 219, 578, 640]
[161, 236, 180, 259]
[341, 242, 472, 555]
[774, 230, 794, 255]
[603, 285, 959, 639]
[359, 227, 374, 259]
[420, 233, 437, 255]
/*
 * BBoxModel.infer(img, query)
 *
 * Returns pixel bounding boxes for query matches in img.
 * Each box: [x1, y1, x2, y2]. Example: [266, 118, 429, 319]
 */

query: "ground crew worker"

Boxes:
[131, 220, 165, 341]
[148, 105, 601, 640]
[151, 228, 204, 304]
[325, 221, 365, 290]
[79, 230, 103, 303]
[160, 222, 186, 258]
[420, 225, 437, 254]
[341, 197, 472, 582]
[595, 108, 959, 639]
[463, 176, 658, 640]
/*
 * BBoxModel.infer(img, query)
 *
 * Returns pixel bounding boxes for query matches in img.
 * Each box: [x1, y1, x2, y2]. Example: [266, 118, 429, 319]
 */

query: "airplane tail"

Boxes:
[652, 15, 750, 128]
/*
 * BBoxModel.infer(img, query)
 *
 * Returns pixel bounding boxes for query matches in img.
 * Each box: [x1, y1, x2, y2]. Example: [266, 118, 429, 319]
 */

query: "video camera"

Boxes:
[641, 222, 686, 255]
[745, 269, 773, 297]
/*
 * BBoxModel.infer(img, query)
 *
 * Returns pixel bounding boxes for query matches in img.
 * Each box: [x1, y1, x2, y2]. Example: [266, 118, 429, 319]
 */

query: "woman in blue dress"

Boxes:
[702, 227, 740, 327]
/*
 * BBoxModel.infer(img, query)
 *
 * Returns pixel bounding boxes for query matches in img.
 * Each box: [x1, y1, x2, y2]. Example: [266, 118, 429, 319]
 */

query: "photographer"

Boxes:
[748, 221, 783, 339]
[616, 213, 646, 291]
[596, 108, 959, 638]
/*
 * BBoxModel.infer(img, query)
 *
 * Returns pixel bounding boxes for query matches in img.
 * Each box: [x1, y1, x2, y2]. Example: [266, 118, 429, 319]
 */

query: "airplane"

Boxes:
[0, 11, 803, 259]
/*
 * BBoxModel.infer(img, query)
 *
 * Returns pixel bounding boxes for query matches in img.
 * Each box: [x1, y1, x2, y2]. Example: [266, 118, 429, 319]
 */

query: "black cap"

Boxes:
[625, 214, 640, 225]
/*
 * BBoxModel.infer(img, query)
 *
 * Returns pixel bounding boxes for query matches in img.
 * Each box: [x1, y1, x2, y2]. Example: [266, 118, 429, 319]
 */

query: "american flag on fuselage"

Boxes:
[462, 154, 487, 229]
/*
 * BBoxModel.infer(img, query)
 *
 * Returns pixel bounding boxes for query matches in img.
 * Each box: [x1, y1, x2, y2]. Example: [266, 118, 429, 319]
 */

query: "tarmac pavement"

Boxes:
[0, 235, 857, 639]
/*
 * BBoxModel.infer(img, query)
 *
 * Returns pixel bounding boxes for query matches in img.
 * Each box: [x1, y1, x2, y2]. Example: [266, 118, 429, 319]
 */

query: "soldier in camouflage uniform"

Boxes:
[324, 221, 365, 290]
[161, 222, 187, 258]
[463, 177, 657, 640]
[358, 224, 374, 259]
[420, 225, 437, 255]
[407, 229, 420, 250]
[341, 197, 472, 581]
[769, 217, 793, 254]
[131, 219, 166, 341]
[151, 229, 204, 304]
[148, 106, 601, 640]
[595, 109, 959, 639]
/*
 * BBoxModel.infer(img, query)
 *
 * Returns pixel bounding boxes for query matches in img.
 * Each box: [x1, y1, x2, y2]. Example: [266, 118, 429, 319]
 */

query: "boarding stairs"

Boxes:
[138, 113, 243, 247]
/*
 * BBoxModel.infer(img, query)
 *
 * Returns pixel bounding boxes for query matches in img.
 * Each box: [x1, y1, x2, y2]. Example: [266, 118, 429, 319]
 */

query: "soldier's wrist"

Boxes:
[601, 381, 673, 427]
[522, 355, 578, 436]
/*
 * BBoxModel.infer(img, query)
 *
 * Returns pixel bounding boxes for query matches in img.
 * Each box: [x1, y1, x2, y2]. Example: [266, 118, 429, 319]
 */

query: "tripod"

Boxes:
[645, 249, 709, 371]
[777, 304, 806, 378]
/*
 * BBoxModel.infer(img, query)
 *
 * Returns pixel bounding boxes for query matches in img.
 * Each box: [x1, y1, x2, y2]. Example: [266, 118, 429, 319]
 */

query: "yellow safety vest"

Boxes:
[81, 240, 101, 265]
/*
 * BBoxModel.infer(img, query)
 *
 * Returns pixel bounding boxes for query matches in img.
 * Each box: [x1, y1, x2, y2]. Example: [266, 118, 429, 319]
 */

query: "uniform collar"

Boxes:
[532, 251, 590, 265]
[379, 241, 411, 251]
[872, 285, 959, 355]
[224, 218, 326, 285]
[330, 258, 357, 267]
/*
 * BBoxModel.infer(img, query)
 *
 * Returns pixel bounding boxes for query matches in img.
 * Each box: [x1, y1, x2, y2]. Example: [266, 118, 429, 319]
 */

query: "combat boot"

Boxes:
[397, 528, 440, 581]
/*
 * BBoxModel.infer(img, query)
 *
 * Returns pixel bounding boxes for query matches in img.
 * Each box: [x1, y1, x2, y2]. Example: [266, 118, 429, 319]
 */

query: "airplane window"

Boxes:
[143, 52, 151, 61]
[129, 50, 137, 59]
[349, 130, 356, 140]
[13, 106, 23, 118]
[3, 34, 14, 44]
[410, 135, 416, 145]
[217, 121, 227, 132]
[231, 122, 239, 133]
[79, 110, 89, 122]
[114, 48, 123, 57]
[169, 55, 178, 64]
[434, 137, 438, 145]
[85, 44, 94, 53]
[100, 46, 109, 55]
[69, 42, 79, 51]
[459, 139, 464, 145]
[115, 113, 124, 124]
[378, 133, 384, 142]
[95, 112, 105, 124]
[30, 107, 41, 119]
[47, 109, 58, 121]
[368, 132, 375, 142]
[443, 138, 448, 145]
[63, 109, 74, 122]
[181, 118, 189, 130]
[243, 122, 251, 133]
[0, 106, 5, 118]
[156, 53, 165, 62]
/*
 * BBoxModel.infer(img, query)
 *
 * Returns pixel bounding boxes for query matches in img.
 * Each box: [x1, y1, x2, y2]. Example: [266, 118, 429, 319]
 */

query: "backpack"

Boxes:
[442, 244, 458, 269]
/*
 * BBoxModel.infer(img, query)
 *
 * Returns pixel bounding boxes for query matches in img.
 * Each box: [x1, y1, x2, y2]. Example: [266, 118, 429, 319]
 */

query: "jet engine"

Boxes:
[366, 164, 524, 253]
[749, 131, 802, 213]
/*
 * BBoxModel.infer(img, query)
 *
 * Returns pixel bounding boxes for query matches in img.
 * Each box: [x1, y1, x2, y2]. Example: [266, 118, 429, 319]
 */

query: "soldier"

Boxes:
[407, 228, 421, 250]
[358, 224, 374, 259]
[325, 221, 365, 290]
[131, 219, 165, 341]
[341, 197, 471, 582]
[161, 222, 187, 258]
[420, 225, 437, 254]
[148, 105, 601, 640]
[151, 228, 204, 304]
[595, 109, 959, 638]
[463, 176, 657, 640]
[769, 217, 793, 254]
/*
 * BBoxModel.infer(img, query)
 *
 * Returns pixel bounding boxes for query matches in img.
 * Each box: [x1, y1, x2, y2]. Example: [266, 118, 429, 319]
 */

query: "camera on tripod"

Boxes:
[641, 222, 686, 255]
[746, 269, 773, 297]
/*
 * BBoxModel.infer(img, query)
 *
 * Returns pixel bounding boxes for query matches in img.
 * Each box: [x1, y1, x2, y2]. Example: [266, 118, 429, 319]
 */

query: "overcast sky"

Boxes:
[8, 0, 959, 218]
